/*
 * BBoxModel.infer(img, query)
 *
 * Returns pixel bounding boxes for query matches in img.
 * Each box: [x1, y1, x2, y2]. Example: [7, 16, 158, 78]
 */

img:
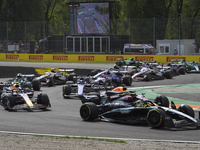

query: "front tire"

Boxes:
[37, 93, 50, 107]
[67, 73, 77, 82]
[179, 67, 186, 75]
[80, 102, 99, 121]
[147, 108, 166, 128]
[47, 77, 54, 86]
[164, 71, 172, 79]
[177, 105, 194, 118]
[23, 83, 32, 89]
[123, 75, 132, 86]
[105, 78, 112, 86]
[154, 95, 169, 107]
[62, 85, 71, 97]
[2, 95, 15, 110]
[145, 73, 152, 81]
[32, 79, 41, 91]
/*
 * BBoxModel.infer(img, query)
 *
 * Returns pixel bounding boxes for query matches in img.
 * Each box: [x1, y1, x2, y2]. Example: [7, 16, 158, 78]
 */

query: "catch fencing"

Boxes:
[0, 17, 200, 55]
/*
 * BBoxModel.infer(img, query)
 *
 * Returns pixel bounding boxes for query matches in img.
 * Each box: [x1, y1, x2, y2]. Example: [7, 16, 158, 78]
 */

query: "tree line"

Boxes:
[0, 0, 200, 43]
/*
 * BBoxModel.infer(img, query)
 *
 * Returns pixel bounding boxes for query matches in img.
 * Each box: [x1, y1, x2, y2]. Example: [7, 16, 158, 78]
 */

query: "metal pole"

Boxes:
[84, 18, 85, 53]
[63, 20, 65, 54]
[179, 16, 181, 55]
[6, 22, 8, 52]
[129, 18, 131, 54]
[25, 21, 26, 53]
[153, 17, 155, 54]
[44, 21, 45, 53]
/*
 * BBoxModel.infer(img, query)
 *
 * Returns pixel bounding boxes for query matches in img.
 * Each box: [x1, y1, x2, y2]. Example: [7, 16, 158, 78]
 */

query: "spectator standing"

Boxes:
[174, 48, 178, 55]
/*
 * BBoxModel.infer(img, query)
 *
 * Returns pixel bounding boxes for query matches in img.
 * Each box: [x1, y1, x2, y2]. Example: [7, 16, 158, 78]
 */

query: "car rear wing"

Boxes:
[59, 68, 75, 73]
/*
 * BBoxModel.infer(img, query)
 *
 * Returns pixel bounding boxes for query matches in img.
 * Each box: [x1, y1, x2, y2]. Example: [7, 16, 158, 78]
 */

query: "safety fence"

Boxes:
[1, 17, 200, 55]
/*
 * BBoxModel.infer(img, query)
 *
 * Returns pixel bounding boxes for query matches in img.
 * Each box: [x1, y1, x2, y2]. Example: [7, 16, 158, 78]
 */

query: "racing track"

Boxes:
[0, 61, 200, 142]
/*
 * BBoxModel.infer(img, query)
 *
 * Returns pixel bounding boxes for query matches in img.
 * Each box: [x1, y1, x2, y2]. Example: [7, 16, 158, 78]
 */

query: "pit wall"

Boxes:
[0, 53, 200, 63]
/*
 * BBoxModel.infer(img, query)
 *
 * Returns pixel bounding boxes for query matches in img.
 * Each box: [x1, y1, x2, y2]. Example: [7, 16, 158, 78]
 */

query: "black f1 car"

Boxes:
[6, 73, 41, 91]
[0, 82, 51, 110]
[34, 68, 76, 86]
[79, 88, 198, 129]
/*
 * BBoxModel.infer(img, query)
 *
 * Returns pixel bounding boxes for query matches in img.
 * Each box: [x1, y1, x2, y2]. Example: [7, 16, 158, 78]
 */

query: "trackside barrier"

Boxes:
[0, 53, 200, 63]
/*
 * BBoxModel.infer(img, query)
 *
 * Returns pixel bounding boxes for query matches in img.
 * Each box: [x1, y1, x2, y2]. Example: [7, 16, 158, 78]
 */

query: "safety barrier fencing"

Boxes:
[0, 53, 200, 64]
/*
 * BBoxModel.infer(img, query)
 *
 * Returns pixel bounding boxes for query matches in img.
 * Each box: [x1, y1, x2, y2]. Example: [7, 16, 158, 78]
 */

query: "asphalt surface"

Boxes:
[0, 61, 114, 70]
[0, 62, 200, 143]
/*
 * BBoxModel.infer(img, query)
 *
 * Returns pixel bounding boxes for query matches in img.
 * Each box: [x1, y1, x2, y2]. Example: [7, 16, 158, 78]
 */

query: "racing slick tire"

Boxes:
[105, 78, 112, 86]
[80, 102, 99, 121]
[145, 73, 152, 81]
[123, 75, 132, 86]
[37, 93, 50, 107]
[177, 105, 194, 118]
[32, 79, 41, 91]
[154, 95, 169, 107]
[23, 83, 32, 89]
[47, 77, 54, 87]
[164, 71, 172, 79]
[67, 73, 77, 83]
[179, 67, 186, 75]
[62, 85, 71, 97]
[147, 108, 166, 128]
[2, 94, 15, 110]
[116, 61, 124, 67]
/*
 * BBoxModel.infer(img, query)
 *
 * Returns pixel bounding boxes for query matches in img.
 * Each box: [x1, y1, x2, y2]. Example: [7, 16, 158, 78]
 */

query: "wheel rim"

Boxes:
[80, 105, 90, 120]
[3, 97, 9, 109]
[149, 112, 160, 124]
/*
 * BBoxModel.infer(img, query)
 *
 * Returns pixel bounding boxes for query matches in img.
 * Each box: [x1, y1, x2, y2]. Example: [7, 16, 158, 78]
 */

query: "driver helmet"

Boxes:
[12, 82, 20, 92]
[51, 68, 57, 73]
[114, 65, 119, 69]
[16, 73, 22, 78]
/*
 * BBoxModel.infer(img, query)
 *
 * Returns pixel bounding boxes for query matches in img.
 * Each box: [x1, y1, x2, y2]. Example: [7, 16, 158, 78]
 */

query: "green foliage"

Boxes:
[1, 0, 200, 44]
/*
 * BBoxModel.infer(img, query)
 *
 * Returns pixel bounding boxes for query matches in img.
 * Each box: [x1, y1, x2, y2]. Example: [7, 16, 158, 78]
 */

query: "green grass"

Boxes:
[33, 135, 127, 143]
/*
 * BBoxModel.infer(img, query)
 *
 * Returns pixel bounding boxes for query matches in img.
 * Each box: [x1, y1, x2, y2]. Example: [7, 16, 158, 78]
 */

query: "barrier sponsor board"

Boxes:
[135, 56, 154, 61]
[106, 56, 123, 61]
[1, 53, 200, 63]
[53, 55, 68, 61]
[6, 54, 19, 60]
[166, 56, 186, 62]
[29, 55, 43, 60]
[78, 56, 94, 61]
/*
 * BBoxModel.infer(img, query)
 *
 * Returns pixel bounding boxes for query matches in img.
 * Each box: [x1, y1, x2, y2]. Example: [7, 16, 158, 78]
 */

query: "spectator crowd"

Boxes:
[0, 40, 30, 53]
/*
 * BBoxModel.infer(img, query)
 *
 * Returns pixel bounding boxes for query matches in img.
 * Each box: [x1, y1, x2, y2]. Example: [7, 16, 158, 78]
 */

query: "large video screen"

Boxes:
[69, 2, 110, 34]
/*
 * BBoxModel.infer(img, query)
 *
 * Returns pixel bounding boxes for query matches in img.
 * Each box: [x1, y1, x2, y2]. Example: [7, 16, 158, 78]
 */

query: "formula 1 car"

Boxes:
[144, 61, 180, 76]
[6, 73, 41, 91]
[0, 82, 51, 110]
[79, 89, 198, 129]
[132, 64, 172, 81]
[167, 59, 186, 75]
[178, 59, 200, 73]
[62, 76, 114, 99]
[116, 58, 143, 67]
[78, 86, 169, 106]
[34, 68, 76, 86]
[90, 69, 133, 87]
